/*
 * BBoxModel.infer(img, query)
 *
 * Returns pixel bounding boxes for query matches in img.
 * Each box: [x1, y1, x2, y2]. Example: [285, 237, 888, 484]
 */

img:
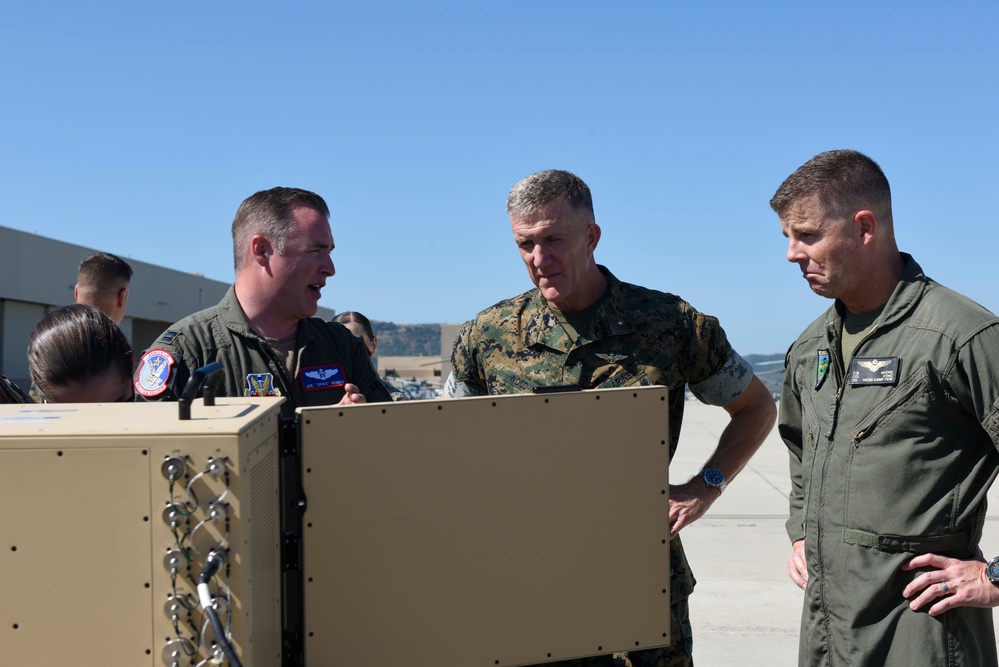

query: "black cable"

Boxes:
[198, 550, 243, 667]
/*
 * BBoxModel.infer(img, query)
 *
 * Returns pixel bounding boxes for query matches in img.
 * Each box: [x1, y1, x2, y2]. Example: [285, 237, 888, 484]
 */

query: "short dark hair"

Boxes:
[78, 252, 133, 296]
[770, 150, 893, 225]
[507, 170, 595, 222]
[28, 304, 133, 402]
[231, 187, 330, 271]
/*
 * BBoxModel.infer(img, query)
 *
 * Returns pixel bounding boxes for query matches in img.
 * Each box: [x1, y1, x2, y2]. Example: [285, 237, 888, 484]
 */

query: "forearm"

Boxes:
[701, 375, 776, 480]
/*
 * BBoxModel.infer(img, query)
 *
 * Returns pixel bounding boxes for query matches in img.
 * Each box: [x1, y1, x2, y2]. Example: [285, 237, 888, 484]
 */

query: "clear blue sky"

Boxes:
[2, 2, 997, 355]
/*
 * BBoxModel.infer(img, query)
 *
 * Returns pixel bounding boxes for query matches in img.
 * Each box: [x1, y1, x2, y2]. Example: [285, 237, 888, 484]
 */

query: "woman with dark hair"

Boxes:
[28, 304, 134, 403]
[332, 311, 378, 357]
[331, 311, 406, 400]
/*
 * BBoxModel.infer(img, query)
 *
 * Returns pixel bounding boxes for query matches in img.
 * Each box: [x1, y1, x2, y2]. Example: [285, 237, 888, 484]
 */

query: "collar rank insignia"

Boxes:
[595, 353, 628, 364]
[815, 350, 830, 391]
[300, 364, 345, 391]
[245, 373, 281, 397]
[134, 348, 175, 397]
[848, 357, 900, 386]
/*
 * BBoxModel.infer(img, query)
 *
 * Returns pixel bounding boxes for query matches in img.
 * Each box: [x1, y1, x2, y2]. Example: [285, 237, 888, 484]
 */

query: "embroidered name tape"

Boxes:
[848, 356, 900, 386]
[300, 364, 345, 391]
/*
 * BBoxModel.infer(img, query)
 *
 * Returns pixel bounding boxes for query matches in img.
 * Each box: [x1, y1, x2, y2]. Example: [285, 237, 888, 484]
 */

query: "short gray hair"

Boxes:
[506, 170, 594, 221]
[231, 187, 330, 272]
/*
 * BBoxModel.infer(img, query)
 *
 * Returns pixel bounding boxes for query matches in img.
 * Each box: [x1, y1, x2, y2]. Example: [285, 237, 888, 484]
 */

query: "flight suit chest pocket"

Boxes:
[795, 365, 821, 451]
[847, 365, 930, 448]
[844, 366, 939, 535]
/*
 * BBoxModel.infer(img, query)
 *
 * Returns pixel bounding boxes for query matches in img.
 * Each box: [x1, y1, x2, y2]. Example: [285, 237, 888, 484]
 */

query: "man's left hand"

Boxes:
[338, 383, 367, 405]
[668, 478, 719, 539]
[902, 552, 999, 615]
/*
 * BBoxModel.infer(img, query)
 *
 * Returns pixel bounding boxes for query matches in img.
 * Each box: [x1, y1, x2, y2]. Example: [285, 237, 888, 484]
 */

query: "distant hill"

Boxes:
[371, 321, 441, 357]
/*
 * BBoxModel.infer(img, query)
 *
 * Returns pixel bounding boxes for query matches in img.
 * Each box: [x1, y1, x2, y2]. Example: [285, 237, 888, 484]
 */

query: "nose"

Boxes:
[531, 244, 549, 268]
[322, 254, 335, 276]
[786, 237, 805, 264]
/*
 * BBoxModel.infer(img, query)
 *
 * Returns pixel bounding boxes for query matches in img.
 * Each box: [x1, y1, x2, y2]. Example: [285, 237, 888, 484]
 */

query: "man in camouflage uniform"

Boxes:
[448, 169, 776, 666]
[774, 150, 999, 666]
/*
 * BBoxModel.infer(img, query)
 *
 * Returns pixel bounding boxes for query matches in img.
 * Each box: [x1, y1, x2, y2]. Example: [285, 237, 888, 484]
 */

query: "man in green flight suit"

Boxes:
[448, 169, 776, 666]
[773, 149, 999, 666]
[135, 186, 391, 415]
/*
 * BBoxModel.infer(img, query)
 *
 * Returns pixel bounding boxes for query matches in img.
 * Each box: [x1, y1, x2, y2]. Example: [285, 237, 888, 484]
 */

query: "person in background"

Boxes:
[0, 374, 31, 403]
[75, 251, 133, 325]
[332, 311, 379, 357]
[332, 310, 406, 401]
[28, 304, 134, 403]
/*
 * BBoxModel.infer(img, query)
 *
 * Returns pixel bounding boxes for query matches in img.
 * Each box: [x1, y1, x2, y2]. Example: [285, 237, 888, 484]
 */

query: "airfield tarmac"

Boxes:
[672, 398, 999, 666]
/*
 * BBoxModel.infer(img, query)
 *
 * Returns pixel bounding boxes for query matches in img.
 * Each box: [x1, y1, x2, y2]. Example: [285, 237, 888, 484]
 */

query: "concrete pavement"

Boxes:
[671, 398, 999, 666]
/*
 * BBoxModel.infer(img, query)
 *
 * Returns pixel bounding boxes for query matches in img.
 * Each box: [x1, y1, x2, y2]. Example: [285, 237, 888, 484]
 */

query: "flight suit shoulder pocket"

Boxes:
[984, 400, 999, 446]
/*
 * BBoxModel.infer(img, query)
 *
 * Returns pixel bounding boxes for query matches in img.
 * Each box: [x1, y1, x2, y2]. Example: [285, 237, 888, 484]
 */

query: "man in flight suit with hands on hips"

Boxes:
[773, 149, 999, 666]
[448, 169, 776, 666]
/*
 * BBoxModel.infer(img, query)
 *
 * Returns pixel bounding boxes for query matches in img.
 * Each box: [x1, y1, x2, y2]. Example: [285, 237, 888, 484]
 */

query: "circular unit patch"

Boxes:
[134, 348, 175, 397]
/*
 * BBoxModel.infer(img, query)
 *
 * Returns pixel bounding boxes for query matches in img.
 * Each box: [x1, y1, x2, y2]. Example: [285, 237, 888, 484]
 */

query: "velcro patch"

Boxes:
[157, 330, 180, 345]
[300, 364, 346, 391]
[134, 349, 175, 397]
[848, 357, 900, 386]
[246, 373, 281, 397]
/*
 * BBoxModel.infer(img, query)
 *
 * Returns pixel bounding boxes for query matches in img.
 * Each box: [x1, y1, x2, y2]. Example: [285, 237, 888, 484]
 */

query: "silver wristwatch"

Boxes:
[986, 556, 999, 586]
[697, 468, 727, 493]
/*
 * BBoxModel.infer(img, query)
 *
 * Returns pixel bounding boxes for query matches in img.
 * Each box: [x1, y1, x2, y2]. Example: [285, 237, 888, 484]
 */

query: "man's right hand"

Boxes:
[789, 539, 808, 590]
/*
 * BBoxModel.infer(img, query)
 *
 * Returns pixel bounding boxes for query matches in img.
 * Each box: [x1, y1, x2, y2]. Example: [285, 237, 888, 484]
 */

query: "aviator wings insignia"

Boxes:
[857, 359, 892, 372]
[595, 353, 629, 363]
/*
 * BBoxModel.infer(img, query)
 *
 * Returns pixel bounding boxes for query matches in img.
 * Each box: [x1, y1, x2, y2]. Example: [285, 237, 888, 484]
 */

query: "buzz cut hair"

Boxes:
[231, 187, 330, 272]
[770, 149, 893, 226]
[506, 170, 595, 223]
[77, 252, 133, 296]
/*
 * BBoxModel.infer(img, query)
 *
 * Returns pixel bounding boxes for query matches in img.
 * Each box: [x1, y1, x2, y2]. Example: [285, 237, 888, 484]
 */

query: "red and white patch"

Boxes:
[134, 348, 175, 397]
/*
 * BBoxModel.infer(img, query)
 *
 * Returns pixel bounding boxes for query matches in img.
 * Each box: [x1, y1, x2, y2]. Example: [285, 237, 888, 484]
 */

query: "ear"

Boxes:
[370, 336, 378, 356]
[250, 234, 274, 266]
[586, 223, 601, 255]
[854, 210, 878, 245]
[73, 284, 81, 302]
[117, 286, 129, 309]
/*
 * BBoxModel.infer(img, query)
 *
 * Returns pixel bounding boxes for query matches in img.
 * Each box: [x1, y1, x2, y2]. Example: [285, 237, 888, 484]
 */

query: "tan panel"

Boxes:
[0, 446, 154, 664]
[0, 398, 284, 667]
[300, 386, 671, 666]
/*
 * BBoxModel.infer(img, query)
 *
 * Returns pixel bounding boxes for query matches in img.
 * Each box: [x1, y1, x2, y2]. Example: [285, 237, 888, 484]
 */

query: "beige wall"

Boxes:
[0, 225, 333, 391]
[439, 323, 462, 382]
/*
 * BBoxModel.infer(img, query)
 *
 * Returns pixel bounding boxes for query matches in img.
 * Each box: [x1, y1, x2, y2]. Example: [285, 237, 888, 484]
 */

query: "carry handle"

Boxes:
[178, 362, 224, 420]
